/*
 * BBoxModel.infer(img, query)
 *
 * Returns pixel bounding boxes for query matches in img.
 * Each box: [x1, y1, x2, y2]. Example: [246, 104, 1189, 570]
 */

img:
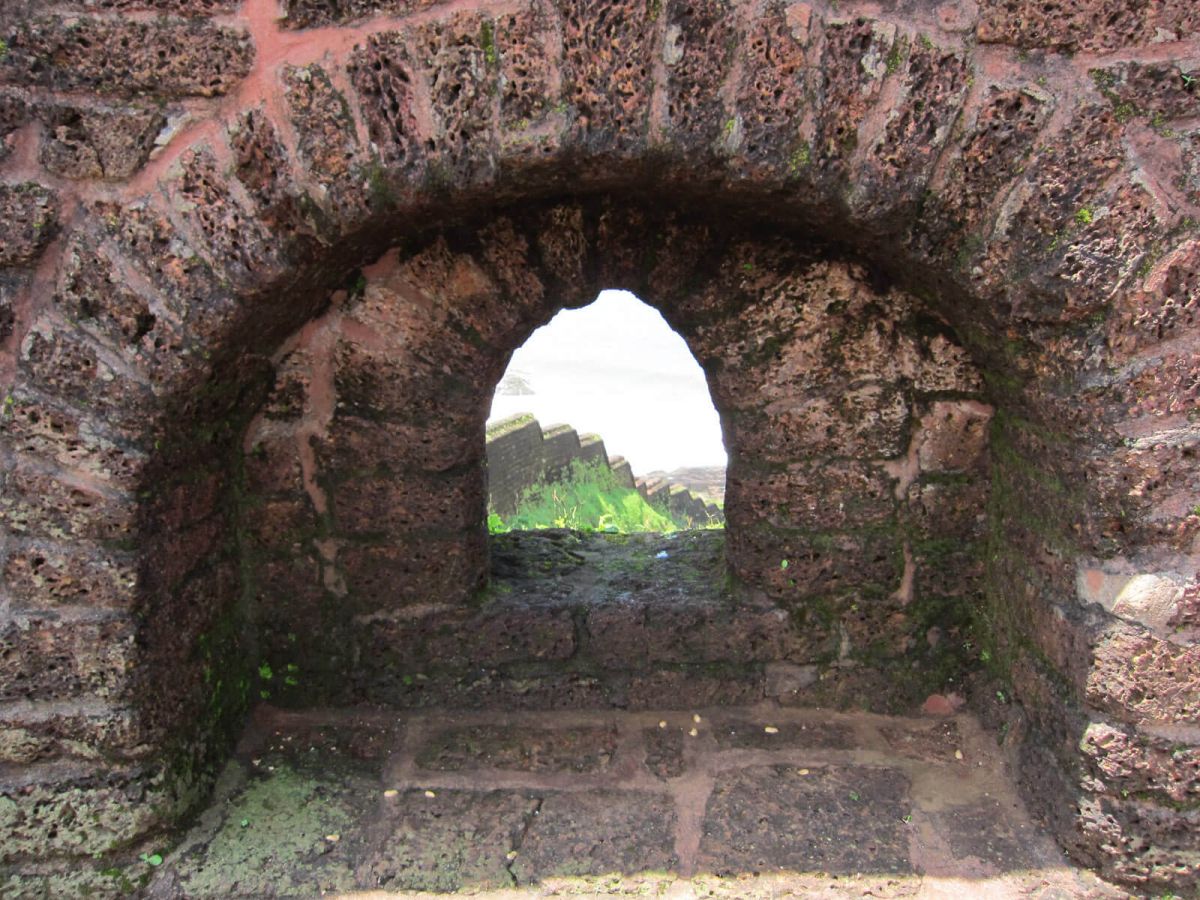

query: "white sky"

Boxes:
[488, 291, 727, 475]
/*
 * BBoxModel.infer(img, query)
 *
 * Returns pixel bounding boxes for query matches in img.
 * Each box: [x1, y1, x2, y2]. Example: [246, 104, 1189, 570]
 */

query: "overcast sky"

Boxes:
[488, 291, 727, 475]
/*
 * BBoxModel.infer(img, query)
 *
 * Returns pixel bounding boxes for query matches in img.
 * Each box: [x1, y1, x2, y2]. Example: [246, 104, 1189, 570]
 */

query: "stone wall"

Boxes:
[0, 0, 1196, 893]
[485, 413, 721, 525]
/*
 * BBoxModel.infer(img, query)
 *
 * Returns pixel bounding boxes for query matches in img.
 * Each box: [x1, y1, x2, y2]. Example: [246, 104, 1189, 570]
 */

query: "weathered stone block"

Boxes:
[556, 0, 657, 155]
[1108, 238, 1198, 357]
[663, 0, 738, 153]
[282, 0, 438, 28]
[339, 534, 488, 608]
[697, 765, 911, 875]
[914, 400, 993, 473]
[416, 724, 617, 772]
[0, 183, 56, 267]
[0, 703, 144, 765]
[0, 613, 136, 703]
[329, 471, 484, 537]
[510, 789, 677, 882]
[977, 0, 1199, 51]
[360, 600, 577, 669]
[0, 764, 166, 861]
[1081, 720, 1200, 805]
[4, 541, 138, 610]
[728, 460, 896, 532]
[727, 525, 903, 600]
[1077, 564, 1191, 638]
[283, 64, 373, 226]
[585, 599, 793, 669]
[318, 414, 482, 478]
[495, 6, 559, 131]
[623, 668, 764, 709]
[0, 90, 29, 162]
[1087, 627, 1200, 724]
[3, 394, 146, 488]
[39, 103, 165, 180]
[0, 459, 135, 542]
[903, 479, 988, 542]
[19, 323, 155, 430]
[1, 16, 254, 98]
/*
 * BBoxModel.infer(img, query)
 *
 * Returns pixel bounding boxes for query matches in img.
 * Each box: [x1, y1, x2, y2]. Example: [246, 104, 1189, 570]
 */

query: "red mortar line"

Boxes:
[127, 0, 531, 199]
[371, 709, 972, 878]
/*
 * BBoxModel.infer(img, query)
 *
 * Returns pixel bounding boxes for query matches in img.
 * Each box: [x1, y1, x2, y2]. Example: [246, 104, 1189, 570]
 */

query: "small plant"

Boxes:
[139, 853, 163, 867]
[1075, 206, 1095, 225]
[0, 39, 8, 61]
[848, 790, 861, 802]
[480, 20, 498, 67]
[489, 459, 690, 533]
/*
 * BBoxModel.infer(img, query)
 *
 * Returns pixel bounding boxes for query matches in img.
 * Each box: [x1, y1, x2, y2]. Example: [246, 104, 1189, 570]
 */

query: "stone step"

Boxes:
[131, 704, 1123, 899]
[302, 531, 820, 710]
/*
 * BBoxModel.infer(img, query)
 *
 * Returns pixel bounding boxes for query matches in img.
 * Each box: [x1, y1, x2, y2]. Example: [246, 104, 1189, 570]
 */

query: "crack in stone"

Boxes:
[504, 795, 544, 886]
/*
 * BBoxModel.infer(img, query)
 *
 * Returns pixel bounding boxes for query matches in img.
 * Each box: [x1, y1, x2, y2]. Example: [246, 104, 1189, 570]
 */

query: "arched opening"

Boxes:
[3, 0, 1195, 890]
[486, 289, 726, 532]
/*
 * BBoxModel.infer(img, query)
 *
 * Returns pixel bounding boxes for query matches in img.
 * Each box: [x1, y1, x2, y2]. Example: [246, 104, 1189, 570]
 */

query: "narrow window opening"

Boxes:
[486, 290, 725, 533]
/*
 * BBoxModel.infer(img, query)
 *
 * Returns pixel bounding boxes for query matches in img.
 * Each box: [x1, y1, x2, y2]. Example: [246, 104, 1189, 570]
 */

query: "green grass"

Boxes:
[489, 460, 705, 533]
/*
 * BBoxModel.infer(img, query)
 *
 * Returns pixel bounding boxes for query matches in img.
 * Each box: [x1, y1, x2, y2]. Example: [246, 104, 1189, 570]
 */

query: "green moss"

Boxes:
[486, 412, 536, 439]
[480, 20, 498, 67]
[787, 141, 811, 174]
[885, 38, 908, 76]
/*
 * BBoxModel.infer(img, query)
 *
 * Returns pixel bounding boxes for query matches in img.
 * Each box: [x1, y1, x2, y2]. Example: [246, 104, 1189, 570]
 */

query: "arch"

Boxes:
[0, 0, 1197, 890]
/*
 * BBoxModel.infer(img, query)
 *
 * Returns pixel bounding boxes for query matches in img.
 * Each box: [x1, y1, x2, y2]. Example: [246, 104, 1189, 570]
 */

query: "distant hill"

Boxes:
[643, 466, 726, 505]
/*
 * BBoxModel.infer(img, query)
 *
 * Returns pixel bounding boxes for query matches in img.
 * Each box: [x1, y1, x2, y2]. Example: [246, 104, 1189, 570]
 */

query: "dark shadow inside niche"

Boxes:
[485, 289, 727, 536]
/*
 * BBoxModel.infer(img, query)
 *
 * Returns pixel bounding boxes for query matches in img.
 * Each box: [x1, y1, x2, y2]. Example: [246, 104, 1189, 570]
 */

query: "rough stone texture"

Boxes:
[511, 789, 678, 883]
[697, 765, 912, 875]
[0, 16, 255, 98]
[0, 184, 57, 266]
[416, 724, 618, 772]
[38, 104, 166, 180]
[977, 0, 1200, 51]
[0, 0, 1197, 892]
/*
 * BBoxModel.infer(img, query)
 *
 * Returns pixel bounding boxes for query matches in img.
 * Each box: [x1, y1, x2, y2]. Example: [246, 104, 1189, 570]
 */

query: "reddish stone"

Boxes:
[0, 15, 254, 98]
[0, 612, 136, 703]
[731, 0, 810, 167]
[0, 183, 57, 267]
[1087, 628, 1200, 724]
[0, 459, 136, 541]
[38, 103, 165, 180]
[728, 460, 896, 532]
[339, 534, 488, 609]
[920, 693, 963, 716]
[4, 540, 138, 610]
[977, 0, 1199, 52]
[914, 401, 993, 474]
[556, 0, 657, 155]
[1081, 720, 1200, 806]
[284, 64, 374, 226]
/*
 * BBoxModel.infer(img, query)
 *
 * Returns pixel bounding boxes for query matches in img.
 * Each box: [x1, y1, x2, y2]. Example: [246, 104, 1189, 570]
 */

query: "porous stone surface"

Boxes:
[106, 705, 1122, 898]
[0, 0, 1197, 892]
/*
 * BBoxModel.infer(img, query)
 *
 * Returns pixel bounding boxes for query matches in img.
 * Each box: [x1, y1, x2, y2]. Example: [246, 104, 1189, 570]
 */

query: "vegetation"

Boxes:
[488, 459, 715, 533]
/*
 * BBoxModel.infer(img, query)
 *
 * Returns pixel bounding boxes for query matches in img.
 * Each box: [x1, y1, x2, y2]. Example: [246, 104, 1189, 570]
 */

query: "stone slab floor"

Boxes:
[142, 704, 1126, 899]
